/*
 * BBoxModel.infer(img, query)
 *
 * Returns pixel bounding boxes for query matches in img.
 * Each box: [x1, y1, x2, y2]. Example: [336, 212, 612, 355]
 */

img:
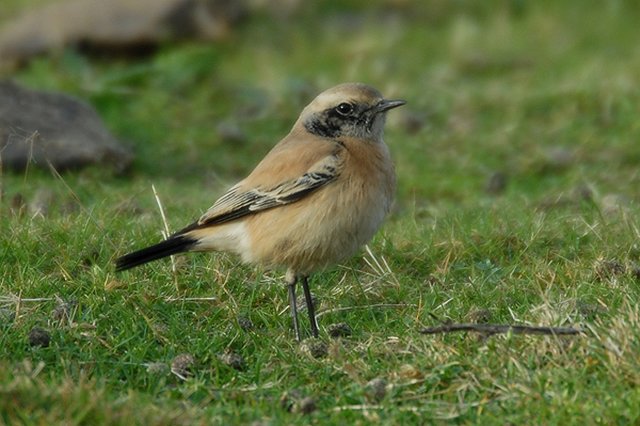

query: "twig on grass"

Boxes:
[0, 295, 57, 304]
[163, 296, 217, 302]
[419, 323, 585, 336]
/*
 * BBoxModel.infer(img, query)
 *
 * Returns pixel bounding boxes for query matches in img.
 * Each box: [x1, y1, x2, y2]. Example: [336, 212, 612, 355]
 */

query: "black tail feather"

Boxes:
[115, 235, 196, 272]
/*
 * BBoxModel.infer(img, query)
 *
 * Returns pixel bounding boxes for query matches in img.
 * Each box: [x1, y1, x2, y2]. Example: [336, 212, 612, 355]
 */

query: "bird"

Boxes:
[115, 82, 405, 341]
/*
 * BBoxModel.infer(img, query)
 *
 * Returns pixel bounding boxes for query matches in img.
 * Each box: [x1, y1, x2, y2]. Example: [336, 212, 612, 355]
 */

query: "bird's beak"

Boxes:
[376, 99, 406, 112]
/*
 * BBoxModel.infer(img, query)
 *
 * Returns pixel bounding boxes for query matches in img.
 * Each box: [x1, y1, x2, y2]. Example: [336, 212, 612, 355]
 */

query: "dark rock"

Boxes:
[237, 315, 254, 331]
[0, 81, 133, 172]
[0, 0, 247, 69]
[327, 322, 352, 338]
[28, 327, 51, 347]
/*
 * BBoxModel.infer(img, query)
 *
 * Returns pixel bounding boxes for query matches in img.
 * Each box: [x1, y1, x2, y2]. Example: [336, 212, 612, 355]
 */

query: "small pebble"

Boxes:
[218, 349, 246, 371]
[28, 327, 50, 348]
[327, 322, 352, 338]
[171, 353, 195, 379]
[301, 339, 328, 359]
[237, 315, 254, 331]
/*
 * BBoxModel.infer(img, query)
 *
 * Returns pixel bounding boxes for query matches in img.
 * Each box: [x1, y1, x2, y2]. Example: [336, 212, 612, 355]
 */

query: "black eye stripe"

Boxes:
[304, 101, 376, 138]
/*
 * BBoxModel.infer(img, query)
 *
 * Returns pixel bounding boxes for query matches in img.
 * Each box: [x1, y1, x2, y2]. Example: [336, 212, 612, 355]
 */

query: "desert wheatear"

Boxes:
[115, 82, 405, 340]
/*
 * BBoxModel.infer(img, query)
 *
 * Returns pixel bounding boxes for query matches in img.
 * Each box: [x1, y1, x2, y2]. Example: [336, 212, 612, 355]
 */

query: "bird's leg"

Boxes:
[286, 272, 301, 341]
[301, 276, 319, 338]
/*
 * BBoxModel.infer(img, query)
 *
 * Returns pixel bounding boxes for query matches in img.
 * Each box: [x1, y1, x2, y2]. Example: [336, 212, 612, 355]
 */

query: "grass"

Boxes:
[2, 0, 640, 424]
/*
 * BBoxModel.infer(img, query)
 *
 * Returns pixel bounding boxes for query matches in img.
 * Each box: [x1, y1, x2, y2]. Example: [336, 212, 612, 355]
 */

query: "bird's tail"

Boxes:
[115, 233, 197, 272]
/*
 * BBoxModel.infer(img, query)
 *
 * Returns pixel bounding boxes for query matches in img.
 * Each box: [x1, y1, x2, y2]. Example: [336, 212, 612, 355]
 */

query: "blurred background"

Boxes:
[1, 0, 639, 214]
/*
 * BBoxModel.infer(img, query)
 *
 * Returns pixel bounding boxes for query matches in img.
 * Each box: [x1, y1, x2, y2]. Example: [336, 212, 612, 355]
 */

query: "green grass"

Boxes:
[2, 0, 640, 424]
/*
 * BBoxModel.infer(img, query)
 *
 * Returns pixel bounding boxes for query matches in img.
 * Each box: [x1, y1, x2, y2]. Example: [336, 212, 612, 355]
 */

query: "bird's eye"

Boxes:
[335, 103, 354, 115]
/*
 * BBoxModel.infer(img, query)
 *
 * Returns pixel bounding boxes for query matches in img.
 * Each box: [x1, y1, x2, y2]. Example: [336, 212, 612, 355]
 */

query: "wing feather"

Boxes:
[195, 153, 343, 227]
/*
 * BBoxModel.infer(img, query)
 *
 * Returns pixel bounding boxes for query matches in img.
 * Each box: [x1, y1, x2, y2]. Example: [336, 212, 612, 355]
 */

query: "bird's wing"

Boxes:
[195, 152, 343, 227]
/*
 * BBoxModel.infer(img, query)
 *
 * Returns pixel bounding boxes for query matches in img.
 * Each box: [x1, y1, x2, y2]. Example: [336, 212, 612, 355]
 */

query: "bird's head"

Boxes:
[297, 83, 405, 141]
